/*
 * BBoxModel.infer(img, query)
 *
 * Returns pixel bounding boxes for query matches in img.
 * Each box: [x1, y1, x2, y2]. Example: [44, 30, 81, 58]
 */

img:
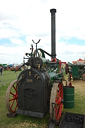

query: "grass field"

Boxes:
[0, 71, 85, 128]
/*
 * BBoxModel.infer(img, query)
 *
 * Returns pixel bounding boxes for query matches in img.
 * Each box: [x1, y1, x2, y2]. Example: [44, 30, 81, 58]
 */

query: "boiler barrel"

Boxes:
[63, 86, 74, 109]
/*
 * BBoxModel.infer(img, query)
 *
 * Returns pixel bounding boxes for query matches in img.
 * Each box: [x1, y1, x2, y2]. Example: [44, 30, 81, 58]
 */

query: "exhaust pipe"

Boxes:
[50, 9, 56, 59]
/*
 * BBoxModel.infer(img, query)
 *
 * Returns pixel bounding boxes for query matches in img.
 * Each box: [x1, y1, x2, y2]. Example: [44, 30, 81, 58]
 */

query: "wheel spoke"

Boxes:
[55, 104, 62, 120]
[55, 83, 63, 120]
[55, 105, 59, 116]
[10, 92, 15, 96]
[13, 85, 17, 92]
[9, 97, 15, 101]
[10, 99, 15, 109]
[58, 91, 60, 97]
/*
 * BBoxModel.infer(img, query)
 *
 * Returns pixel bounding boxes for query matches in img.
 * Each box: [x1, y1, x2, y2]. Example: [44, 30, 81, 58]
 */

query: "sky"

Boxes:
[0, 0, 85, 64]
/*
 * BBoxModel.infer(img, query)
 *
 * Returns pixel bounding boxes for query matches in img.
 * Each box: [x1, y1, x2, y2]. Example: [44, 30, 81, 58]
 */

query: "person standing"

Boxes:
[0, 66, 3, 75]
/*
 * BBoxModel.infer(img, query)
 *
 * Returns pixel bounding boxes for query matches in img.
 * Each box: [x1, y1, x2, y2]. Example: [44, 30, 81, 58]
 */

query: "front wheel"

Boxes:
[6, 80, 18, 113]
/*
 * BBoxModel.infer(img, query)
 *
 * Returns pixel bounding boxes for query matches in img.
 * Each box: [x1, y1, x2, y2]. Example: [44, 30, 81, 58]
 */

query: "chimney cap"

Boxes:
[50, 8, 56, 13]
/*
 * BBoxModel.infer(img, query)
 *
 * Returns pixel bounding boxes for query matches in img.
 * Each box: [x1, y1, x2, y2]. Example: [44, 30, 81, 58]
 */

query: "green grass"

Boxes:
[0, 71, 85, 128]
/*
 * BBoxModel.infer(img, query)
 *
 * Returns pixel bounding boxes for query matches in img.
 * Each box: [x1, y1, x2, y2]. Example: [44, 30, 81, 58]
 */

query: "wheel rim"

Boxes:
[50, 83, 58, 120]
[6, 80, 18, 113]
[55, 82, 63, 120]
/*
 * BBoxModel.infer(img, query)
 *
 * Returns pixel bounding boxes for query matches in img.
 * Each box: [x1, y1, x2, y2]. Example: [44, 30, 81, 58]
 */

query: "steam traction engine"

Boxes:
[6, 9, 74, 126]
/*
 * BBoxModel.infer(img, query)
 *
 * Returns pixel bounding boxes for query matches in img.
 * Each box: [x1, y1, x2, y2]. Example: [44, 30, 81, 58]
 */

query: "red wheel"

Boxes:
[55, 82, 63, 120]
[50, 82, 63, 121]
[6, 80, 18, 113]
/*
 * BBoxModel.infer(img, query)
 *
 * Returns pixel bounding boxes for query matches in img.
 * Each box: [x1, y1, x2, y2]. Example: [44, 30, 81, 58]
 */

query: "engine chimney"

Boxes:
[50, 9, 56, 59]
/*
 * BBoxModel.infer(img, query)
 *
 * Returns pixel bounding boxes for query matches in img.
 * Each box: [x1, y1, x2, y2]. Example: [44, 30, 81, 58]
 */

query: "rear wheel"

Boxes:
[6, 80, 18, 113]
[50, 82, 63, 121]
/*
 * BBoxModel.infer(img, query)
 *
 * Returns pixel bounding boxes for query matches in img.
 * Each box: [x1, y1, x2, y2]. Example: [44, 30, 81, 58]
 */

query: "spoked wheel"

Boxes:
[6, 80, 18, 114]
[55, 82, 63, 120]
[50, 82, 63, 121]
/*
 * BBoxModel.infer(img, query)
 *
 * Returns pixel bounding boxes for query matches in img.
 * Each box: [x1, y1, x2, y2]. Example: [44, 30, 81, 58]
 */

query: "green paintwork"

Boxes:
[63, 86, 74, 109]
[72, 65, 80, 79]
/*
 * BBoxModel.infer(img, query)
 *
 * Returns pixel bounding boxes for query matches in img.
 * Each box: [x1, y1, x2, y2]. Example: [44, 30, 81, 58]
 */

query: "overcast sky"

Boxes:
[0, 0, 85, 64]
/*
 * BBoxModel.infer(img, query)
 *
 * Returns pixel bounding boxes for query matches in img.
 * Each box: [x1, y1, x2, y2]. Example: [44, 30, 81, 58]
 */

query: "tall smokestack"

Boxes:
[50, 9, 56, 59]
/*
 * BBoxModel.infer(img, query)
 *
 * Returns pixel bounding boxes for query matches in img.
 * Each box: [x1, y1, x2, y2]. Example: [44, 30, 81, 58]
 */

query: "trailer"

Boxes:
[68, 64, 85, 80]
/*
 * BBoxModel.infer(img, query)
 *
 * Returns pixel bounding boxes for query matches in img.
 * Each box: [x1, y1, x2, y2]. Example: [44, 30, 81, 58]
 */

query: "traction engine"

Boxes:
[6, 9, 74, 127]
